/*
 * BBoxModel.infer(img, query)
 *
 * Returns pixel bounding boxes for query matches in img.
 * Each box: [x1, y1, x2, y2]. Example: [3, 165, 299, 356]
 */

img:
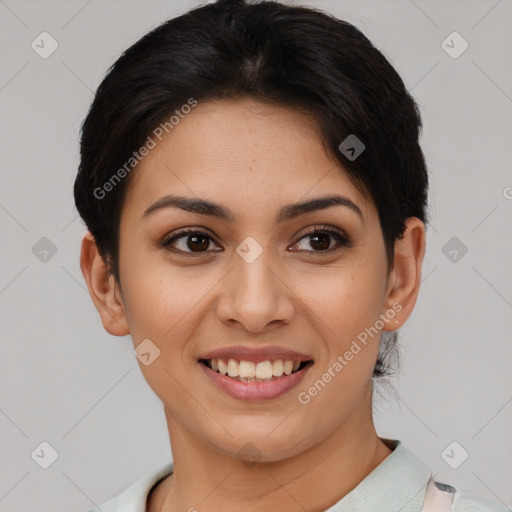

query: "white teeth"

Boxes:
[272, 360, 284, 377]
[239, 360, 256, 378]
[218, 359, 227, 376]
[255, 361, 273, 379]
[206, 358, 306, 380]
[227, 358, 239, 377]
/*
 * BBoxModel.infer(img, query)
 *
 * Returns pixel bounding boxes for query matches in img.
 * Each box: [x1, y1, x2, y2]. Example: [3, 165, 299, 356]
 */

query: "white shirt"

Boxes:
[86, 439, 509, 512]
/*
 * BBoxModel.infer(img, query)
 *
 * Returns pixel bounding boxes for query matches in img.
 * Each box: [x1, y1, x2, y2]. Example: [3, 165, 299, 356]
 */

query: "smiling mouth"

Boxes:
[198, 358, 314, 382]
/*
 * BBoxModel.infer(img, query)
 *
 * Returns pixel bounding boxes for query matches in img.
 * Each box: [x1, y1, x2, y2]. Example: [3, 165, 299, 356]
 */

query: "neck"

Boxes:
[158, 385, 392, 512]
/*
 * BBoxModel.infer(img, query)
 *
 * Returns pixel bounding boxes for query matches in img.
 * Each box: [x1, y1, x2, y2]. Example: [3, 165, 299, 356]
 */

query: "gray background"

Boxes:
[0, 0, 511, 511]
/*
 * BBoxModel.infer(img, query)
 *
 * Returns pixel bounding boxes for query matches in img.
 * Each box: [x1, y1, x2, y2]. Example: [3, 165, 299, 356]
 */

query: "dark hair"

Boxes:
[74, 0, 429, 378]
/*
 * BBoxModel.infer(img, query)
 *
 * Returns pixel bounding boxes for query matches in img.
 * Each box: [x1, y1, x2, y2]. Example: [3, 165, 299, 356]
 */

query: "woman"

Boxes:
[74, 1, 508, 510]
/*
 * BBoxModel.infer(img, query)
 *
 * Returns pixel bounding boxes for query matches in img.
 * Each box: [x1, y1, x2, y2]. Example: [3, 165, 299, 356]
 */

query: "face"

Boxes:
[101, 99, 408, 462]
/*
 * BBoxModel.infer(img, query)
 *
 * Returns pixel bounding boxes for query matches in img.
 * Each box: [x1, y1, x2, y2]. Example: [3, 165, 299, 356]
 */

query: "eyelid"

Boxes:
[295, 224, 349, 241]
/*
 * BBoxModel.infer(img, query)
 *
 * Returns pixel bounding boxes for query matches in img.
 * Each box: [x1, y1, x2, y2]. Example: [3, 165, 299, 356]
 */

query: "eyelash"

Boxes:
[160, 225, 351, 257]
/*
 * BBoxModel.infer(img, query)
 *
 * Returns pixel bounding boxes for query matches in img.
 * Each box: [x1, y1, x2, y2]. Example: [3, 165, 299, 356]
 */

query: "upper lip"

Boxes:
[198, 345, 313, 363]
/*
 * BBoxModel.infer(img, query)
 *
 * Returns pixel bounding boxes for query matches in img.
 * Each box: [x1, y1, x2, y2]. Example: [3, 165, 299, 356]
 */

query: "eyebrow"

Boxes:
[142, 194, 364, 224]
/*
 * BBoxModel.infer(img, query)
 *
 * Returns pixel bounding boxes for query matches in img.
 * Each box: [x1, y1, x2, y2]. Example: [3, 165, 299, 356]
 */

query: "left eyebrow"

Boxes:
[142, 194, 364, 224]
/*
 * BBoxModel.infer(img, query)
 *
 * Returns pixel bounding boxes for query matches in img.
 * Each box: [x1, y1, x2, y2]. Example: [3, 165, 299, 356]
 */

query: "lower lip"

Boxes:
[198, 361, 313, 401]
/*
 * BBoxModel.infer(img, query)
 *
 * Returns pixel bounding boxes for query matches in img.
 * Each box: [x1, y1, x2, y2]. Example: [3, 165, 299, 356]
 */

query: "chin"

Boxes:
[206, 419, 316, 464]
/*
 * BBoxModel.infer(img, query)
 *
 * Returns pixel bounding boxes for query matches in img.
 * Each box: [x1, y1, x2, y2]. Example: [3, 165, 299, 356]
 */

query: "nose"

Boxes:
[215, 245, 295, 333]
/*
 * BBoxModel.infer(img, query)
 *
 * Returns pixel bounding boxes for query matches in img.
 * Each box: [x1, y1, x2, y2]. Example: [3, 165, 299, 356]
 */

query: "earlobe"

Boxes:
[79, 231, 130, 336]
[382, 217, 426, 331]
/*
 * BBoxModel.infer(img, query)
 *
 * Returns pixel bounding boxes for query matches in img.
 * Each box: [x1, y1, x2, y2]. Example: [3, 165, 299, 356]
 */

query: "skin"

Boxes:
[80, 98, 426, 512]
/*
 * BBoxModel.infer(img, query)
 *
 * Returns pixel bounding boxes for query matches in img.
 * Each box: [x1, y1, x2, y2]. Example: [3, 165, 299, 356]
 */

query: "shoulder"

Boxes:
[451, 490, 511, 512]
[389, 440, 509, 512]
[85, 462, 174, 512]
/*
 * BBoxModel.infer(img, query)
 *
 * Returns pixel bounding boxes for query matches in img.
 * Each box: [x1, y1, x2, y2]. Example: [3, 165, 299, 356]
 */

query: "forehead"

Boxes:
[122, 98, 373, 223]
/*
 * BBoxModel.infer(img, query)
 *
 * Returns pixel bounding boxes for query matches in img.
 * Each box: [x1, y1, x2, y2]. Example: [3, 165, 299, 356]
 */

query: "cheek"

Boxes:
[119, 247, 206, 337]
[294, 257, 387, 335]
[295, 267, 383, 424]
[121, 237, 387, 348]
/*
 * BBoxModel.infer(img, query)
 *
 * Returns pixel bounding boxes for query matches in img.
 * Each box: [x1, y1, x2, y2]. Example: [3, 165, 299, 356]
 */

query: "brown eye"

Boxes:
[292, 226, 351, 254]
[308, 232, 331, 251]
[161, 228, 222, 255]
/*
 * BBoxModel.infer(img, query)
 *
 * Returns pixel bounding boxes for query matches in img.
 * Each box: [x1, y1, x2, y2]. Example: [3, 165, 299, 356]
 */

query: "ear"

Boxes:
[382, 217, 426, 331]
[79, 231, 130, 336]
